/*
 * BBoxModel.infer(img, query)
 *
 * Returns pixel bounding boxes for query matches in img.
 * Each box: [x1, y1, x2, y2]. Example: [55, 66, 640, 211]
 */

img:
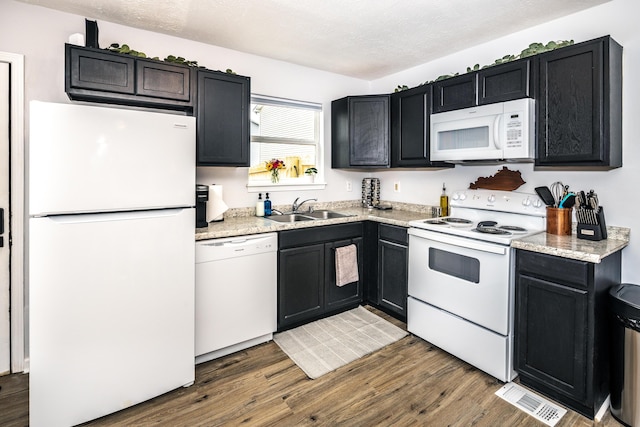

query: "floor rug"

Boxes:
[273, 306, 407, 379]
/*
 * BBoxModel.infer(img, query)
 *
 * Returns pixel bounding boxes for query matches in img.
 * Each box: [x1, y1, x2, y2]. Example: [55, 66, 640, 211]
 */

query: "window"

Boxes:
[248, 95, 322, 185]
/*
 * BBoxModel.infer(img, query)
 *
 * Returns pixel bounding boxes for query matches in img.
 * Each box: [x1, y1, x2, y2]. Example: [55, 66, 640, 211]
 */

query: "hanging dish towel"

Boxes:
[335, 244, 359, 287]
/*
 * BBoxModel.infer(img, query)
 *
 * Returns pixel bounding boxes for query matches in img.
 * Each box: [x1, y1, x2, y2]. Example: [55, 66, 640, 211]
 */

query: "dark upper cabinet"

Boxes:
[65, 44, 194, 110]
[515, 249, 622, 418]
[390, 85, 453, 168]
[135, 59, 192, 101]
[196, 69, 250, 166]
[432, 73, 477, 113]
[479, 58, 535, 105]
[536, 36, 622, 169]
[432, 58, 535, 113]
[332, 95, 390, 168]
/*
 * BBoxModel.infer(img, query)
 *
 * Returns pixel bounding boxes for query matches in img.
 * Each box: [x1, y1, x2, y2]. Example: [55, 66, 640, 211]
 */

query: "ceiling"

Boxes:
[18, 0, 610, 79]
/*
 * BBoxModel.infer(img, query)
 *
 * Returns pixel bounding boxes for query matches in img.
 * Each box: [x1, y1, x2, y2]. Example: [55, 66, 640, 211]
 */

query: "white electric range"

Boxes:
[407, 189, 546, 382]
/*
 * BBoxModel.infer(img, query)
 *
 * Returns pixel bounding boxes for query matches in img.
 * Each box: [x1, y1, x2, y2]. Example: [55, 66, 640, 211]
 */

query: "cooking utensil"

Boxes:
[550, 181, 565, 207]
[535, 186, 556, 207]
[558, 193, 576, 209]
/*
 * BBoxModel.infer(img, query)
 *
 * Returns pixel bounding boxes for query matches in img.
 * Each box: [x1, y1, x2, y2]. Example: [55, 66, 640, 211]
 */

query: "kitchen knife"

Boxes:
[535, 186, 556, 207]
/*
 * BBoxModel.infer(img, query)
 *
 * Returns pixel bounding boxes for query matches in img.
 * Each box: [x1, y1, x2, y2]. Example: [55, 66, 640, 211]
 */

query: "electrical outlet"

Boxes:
[394, 181, 401, 192]
[346, 180, 352, 192]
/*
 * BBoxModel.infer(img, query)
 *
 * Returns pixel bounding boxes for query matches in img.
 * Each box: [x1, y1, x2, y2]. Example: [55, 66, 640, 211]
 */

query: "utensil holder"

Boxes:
[546, 207, 572, 235]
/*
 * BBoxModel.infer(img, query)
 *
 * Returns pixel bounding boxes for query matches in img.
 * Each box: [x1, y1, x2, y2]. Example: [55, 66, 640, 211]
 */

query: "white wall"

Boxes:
[2, 0, 639, 284]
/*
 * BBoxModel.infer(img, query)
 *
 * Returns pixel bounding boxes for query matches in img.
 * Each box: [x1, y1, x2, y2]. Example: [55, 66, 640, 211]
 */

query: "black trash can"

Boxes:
[609, 284, 640, 427]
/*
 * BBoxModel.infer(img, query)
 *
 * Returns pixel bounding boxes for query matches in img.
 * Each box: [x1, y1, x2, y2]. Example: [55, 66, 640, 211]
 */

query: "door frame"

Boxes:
[0, 52, 25, 373]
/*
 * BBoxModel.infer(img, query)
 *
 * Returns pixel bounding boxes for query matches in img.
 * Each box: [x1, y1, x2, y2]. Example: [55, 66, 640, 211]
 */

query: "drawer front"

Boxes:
[279, 222, 363, 249]
[517, 250, 590, 289]
[379, 223, 408, 245]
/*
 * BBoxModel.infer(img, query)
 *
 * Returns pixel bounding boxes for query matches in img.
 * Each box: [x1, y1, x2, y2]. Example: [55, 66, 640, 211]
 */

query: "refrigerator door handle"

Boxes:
[45, 208, 189, 224]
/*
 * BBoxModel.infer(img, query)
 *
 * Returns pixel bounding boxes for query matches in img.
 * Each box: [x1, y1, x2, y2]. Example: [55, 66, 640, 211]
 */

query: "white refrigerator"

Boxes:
[28, 101, 196, 427]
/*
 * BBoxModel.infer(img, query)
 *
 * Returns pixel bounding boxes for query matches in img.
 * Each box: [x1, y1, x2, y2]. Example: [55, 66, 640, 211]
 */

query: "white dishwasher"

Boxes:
[195, 232, 277, 364]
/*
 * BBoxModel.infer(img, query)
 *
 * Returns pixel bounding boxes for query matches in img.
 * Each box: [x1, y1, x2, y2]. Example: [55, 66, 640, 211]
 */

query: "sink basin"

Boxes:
[306, 210, 353, 219]
[265, 210, 353, 223]
[266, 214, 316, 223]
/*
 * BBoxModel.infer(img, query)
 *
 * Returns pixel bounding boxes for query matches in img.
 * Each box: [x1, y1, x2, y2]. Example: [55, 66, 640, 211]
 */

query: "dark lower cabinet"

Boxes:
[278, 243, 325, 328]
[377, 224, 408, 320]
[325, 238, 364, 312]
[65, 44, 194, 110]
[536, 35, 622, 169]
[278, 223, 363, 331]
[515, 249, 622, 418]
[196, 69, 250, 166]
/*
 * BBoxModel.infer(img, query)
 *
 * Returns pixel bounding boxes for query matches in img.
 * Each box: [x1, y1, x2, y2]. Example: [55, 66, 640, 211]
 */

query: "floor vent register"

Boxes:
[495, 382, 567, 427]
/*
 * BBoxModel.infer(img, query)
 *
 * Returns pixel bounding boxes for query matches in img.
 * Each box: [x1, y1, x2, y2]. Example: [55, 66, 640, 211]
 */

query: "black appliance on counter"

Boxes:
[196, 185, 208, 228]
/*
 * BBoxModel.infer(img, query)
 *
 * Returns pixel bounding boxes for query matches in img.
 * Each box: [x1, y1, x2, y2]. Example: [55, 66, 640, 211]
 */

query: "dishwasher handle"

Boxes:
[196, 233, 278, 262]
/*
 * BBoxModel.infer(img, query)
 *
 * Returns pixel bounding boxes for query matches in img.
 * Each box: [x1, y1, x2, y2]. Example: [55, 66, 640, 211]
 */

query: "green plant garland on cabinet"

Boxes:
[394, 39, 574, 92]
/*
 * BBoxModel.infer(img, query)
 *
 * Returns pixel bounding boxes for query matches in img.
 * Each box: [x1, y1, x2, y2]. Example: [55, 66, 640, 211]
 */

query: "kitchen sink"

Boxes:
[266, 213, 316, 223]
[266, 210, 354, 223]
[306, 210, 354, 219]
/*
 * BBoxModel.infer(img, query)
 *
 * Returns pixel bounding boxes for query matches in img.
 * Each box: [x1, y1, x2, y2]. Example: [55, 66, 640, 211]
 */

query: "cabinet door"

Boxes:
[278, 244, 325, 330]
[536, 37, 622, 168]
[67, 45, 135, 95]
[479, 59, 533, 105]
[196, 70, 250, 166]
[378, 239, 407, 318]
[390, 86, 453, 168]
[432, 73, 477, 113]
[136, 59, 191, 101]
[515, 274, 588, 402]
[325, 238, 363, 312]
[348, 96, 390, 166]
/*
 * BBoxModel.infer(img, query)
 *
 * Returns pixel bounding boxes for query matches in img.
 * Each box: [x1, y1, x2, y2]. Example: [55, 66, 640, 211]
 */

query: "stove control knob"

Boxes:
[487, 194, 496, 203]
[533, 199, 543, 208]
[451, 192, 460, 201]
[458, 193, 467, 200]
[522, 198, 531, 207]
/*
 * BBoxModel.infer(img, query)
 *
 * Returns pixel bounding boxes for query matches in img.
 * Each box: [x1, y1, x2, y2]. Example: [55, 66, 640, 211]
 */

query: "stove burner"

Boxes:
[425, 219, 448, 225]
[477, 221, 498, 228]
[474, 226, 512, 235]
[498, 225, 528, 233]
[443, 217, 473, 226]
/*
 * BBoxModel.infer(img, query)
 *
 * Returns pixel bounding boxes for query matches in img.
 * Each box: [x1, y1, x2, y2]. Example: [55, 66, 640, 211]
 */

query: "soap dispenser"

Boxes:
[440, 183, 449, 217]
[264, 193, 272, 216]
[256, 193, 265, 217]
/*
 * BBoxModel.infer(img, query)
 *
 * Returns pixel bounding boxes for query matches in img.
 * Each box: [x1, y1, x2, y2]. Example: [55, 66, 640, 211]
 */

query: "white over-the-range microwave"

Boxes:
[430, 98, 534, 163]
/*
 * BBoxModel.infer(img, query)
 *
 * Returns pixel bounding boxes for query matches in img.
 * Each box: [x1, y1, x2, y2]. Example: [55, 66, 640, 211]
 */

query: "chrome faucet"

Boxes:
[292, 197, 317, 213]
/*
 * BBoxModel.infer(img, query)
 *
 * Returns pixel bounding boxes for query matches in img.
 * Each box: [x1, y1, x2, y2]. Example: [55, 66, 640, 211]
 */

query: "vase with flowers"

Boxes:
[265, 158, 286, 183]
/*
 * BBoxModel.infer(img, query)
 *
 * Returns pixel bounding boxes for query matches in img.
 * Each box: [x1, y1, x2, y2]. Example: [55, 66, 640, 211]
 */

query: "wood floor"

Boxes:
[0, 307, 625, 427]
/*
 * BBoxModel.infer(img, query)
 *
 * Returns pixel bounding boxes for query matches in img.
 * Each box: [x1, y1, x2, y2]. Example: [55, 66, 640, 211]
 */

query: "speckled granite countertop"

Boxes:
[196, 201, 631, 263]
[195, 200, 436, 241]
[511, 226, 630, 263]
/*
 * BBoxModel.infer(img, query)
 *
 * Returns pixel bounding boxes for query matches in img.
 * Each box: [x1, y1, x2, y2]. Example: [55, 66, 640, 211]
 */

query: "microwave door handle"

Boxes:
[493, 114, 502, 149]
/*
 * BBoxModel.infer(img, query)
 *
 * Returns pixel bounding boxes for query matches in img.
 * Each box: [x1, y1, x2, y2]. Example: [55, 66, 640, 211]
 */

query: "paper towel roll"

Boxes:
[207, 184, 228, 222]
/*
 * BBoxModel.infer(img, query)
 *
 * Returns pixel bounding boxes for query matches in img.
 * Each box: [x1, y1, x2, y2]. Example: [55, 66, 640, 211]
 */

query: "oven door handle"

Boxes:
[410, 231, 507, 255]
